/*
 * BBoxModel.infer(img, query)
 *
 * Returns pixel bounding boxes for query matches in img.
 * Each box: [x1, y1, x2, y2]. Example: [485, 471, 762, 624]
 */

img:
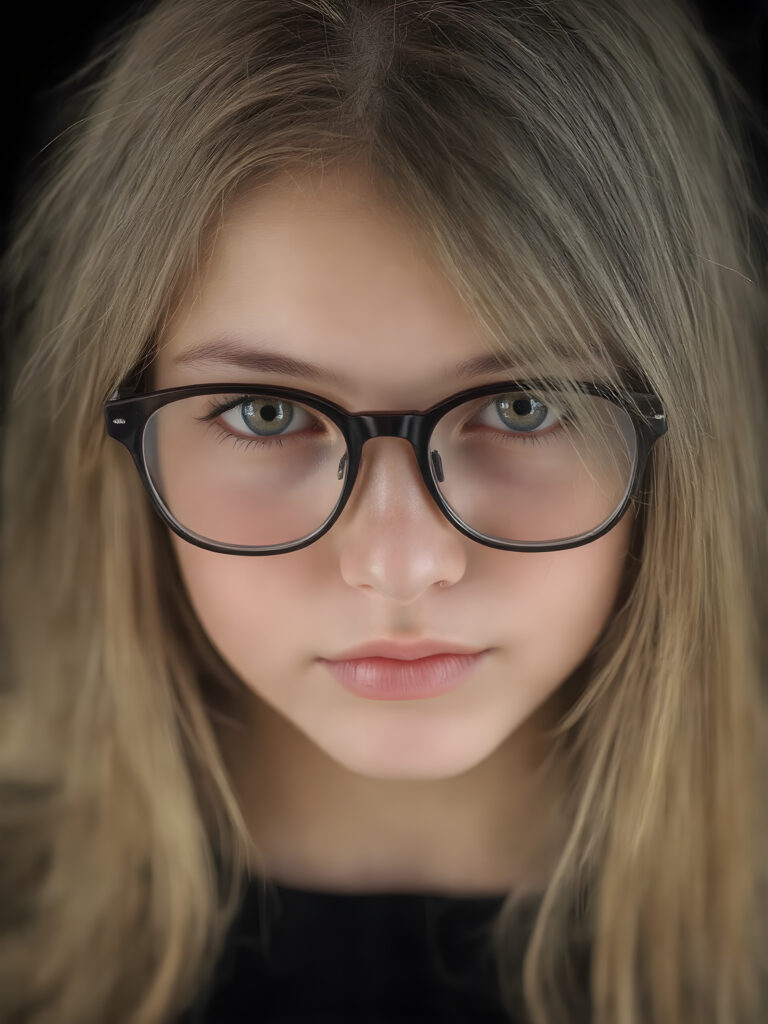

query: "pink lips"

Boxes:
[318, 650, 489, 701]
[326, 638, 486, 661]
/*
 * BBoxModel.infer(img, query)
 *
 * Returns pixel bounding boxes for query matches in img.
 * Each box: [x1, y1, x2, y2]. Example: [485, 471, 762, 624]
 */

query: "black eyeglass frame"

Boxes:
[104, 378, 668, 556]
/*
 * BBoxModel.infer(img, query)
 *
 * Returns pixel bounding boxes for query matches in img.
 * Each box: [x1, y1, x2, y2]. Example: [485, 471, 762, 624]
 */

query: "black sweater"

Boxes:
[175, 878, 529, 1023]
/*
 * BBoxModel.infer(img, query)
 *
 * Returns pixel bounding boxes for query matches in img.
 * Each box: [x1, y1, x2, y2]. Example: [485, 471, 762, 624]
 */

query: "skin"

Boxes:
[153, 165, 634, 895]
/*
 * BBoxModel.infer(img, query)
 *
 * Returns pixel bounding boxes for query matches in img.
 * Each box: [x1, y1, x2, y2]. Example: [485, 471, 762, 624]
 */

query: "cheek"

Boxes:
[483, 508, 633, 667]
[170, 534, 316, 674]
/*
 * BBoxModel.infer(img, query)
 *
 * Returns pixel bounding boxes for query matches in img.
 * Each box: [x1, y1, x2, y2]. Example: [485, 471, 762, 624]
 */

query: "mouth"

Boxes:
[326, 638, 487, 661]
[317, 650, 490, 701]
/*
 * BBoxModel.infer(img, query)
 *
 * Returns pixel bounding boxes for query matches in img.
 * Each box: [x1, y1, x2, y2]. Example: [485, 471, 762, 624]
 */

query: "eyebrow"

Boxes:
[170, 336, 549, 385]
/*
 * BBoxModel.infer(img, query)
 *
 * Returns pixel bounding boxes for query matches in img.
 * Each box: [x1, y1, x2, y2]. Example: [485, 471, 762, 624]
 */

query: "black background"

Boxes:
[3, 0, 767, 253]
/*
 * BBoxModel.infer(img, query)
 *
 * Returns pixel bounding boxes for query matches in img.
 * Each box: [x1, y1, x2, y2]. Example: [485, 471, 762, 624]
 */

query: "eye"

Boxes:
[472, 393, 563, 438]
[210, 395, 318, 440]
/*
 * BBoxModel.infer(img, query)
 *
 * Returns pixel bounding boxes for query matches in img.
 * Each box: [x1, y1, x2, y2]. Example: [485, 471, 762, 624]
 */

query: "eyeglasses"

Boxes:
[104, 376, 667, 556]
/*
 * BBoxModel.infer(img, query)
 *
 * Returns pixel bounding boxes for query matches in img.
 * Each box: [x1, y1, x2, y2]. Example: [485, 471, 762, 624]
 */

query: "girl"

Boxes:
[1, 1, 767, 1022]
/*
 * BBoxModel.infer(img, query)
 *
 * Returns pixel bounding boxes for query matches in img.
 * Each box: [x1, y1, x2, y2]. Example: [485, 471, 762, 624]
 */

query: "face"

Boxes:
[153, 165, 633, 783]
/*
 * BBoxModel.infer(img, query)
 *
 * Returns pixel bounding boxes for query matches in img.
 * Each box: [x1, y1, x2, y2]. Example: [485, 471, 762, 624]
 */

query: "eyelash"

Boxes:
[196, 395, 567, 449]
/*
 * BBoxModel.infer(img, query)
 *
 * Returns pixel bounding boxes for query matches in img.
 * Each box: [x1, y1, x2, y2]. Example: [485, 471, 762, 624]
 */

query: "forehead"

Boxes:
[154, 169, 594, 402]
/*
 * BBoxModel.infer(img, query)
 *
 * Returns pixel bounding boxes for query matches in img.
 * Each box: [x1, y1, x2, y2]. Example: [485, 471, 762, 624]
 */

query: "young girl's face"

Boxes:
[153, 165, 634, 782]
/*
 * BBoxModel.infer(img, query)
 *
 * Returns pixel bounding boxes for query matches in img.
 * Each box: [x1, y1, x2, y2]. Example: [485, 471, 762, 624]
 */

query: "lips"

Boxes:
[325, 638, 486, 662]
[319, 650, 489, 701]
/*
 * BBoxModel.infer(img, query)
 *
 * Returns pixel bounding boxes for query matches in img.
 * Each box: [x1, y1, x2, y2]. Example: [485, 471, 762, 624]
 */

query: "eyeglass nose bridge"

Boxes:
[343, 411, 444, 485]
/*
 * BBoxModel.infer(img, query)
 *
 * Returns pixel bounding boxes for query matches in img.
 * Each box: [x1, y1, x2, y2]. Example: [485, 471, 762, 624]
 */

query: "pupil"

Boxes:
[260, 404, 278, 422]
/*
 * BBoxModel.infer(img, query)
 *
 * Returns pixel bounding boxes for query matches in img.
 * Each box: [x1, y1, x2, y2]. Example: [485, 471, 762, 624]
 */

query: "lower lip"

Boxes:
[318, 651, 489, 701]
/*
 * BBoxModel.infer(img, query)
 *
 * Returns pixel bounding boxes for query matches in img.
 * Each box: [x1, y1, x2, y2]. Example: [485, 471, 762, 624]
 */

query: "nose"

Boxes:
[333, 437, 467, 602]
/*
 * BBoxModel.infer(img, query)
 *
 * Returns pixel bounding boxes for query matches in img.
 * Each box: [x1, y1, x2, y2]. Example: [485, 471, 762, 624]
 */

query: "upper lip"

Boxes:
[323, 639, 488, 662]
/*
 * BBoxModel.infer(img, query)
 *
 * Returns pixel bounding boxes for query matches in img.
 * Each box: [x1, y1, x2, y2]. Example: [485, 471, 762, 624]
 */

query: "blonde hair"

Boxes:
[1, 1, 767, 1022]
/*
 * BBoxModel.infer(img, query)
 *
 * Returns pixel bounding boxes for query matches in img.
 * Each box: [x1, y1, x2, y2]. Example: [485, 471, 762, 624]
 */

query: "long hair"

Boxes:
[1, 1, 767, 1022]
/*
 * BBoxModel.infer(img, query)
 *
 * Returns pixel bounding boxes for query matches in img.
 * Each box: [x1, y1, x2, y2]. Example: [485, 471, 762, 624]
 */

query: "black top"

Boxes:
[176, 877, 528, 1023]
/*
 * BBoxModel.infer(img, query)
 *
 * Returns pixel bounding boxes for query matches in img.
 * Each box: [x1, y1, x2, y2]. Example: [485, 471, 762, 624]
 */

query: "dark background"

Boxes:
[3, 0, 767, 254]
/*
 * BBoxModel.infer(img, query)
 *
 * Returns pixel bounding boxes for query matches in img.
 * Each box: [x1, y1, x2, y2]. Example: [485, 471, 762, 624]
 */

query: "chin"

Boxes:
[316, 721, 508, 782]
